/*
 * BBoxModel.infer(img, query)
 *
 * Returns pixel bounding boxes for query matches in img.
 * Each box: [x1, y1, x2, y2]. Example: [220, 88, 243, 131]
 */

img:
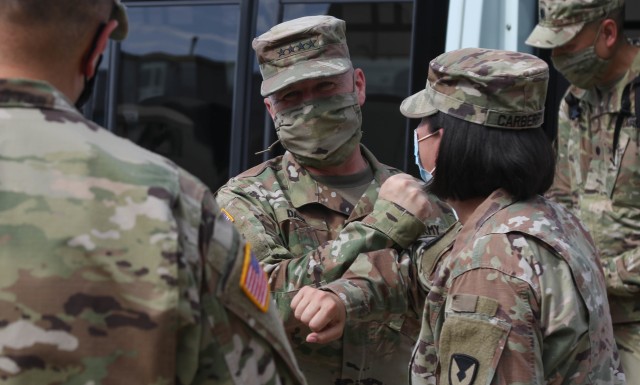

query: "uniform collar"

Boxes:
[283, 145, 395, 219]
[0, 78, 80, 116]
[452, 189, 516, 255]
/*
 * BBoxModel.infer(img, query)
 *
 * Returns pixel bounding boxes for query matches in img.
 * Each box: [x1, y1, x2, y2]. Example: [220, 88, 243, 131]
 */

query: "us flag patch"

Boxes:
[240, 243, 270, 312]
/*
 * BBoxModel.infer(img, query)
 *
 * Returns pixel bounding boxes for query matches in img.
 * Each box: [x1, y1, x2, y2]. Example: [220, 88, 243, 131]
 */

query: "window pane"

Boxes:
[627, 2, 640, 38]
[114, 5, 239, 191]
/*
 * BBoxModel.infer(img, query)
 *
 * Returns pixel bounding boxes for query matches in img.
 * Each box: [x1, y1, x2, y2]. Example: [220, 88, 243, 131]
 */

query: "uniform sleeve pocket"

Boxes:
[439, 295, 510, 385]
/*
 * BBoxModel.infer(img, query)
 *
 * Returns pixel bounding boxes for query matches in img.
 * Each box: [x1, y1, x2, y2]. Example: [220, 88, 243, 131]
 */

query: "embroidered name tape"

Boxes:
[485, 110, 544, 129]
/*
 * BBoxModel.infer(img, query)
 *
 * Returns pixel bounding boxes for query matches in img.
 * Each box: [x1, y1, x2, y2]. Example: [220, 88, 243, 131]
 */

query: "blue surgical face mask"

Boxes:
[413, 129, 437, 183]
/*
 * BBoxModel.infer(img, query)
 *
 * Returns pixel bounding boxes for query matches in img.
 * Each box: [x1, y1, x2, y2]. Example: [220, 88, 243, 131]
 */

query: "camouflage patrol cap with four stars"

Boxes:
[525, 0, 625, 49]
[110, 0, 129, 41]
[252, 15, 352, 96]
[400, 47, 549, 130]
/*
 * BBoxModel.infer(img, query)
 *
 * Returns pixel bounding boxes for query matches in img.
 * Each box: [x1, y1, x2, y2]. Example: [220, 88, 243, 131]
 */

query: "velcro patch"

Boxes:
[451, 294, 499, 316]
[220, 208, 235, 222]
[239, 244, 270, 312]
[451, 294, 477, 313]
[449, 354, 479, 385]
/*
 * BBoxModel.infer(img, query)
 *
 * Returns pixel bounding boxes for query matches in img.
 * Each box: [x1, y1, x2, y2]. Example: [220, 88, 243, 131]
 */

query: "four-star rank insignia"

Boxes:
[239, 243, 270, 312]
[449, 354, 479, 385]
[277, 39, 318, 57]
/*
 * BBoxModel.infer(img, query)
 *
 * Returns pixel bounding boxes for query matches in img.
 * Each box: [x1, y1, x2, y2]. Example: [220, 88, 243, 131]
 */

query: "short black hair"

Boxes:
[425, 112, 555, 201]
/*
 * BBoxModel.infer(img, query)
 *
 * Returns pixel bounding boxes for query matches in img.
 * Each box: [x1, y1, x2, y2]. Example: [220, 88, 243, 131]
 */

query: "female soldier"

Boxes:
[398, 47, 624, 384]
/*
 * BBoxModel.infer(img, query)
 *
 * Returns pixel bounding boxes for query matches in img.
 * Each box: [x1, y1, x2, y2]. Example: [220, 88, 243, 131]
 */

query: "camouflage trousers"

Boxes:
[615, 323, 640, 385]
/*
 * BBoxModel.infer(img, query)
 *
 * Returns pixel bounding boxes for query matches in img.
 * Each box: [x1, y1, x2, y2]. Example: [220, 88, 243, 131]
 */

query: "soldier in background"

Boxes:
[397, 47, 624, 384]
[526, 0, 640, 381]
[216, 15, 456, 385]
[0, 1, 305, 384]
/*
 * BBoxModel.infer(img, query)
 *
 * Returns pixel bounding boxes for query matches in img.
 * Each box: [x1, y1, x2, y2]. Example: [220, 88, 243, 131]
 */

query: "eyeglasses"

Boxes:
[414, 129, 438, 143]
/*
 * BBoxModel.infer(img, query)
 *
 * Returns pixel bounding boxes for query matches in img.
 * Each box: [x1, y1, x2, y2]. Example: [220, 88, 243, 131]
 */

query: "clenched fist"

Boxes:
[379, 173, 434, 222]
[290, 286, 346, 344]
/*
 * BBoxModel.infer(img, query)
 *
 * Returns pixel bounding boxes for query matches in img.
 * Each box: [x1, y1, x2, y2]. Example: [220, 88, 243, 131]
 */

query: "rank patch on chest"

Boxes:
[220, 208, 235, 222]
[449, 354, 478, 385]
[240, 243, 270, 312]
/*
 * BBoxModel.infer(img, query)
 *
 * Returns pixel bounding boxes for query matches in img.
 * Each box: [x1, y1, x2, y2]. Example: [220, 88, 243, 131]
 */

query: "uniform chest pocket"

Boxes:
[610, 130, 640, 204]
[275, 208, 329, 256]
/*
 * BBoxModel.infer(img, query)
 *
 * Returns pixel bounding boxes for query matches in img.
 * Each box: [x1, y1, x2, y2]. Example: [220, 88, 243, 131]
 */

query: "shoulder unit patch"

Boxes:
[239, 243, 270, 312]
[449, 354, 479, 385]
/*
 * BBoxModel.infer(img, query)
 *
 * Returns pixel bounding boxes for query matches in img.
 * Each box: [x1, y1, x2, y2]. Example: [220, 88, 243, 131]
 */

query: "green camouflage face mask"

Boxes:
[551, 27, 609, 89]
[274, 92, 362, 168]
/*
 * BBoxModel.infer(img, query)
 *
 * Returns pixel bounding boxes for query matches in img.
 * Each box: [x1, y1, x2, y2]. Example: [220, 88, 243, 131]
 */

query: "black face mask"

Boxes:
[75, 54, 103, 110]
[75, 23, 106, 110]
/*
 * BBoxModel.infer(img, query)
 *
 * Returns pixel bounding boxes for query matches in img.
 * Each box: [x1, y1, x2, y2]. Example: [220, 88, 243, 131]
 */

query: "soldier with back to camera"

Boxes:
[0, 1, 305, 384]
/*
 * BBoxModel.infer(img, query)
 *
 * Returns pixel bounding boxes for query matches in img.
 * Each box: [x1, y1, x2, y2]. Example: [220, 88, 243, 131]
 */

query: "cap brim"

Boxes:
[525, 22, 584, 49]
[400, 90, 438, 119]
[261, 58, 352, 96]
[110, 1, 128, 41]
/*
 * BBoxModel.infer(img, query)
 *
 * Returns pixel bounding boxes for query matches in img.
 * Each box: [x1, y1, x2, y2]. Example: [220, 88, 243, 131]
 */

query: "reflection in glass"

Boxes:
[114, 5, 239, 191]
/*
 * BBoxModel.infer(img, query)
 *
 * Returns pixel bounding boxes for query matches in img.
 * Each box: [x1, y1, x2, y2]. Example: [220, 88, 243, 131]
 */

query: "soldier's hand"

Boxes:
[290, 286, 346, 344]
[379, 173, 433, 222]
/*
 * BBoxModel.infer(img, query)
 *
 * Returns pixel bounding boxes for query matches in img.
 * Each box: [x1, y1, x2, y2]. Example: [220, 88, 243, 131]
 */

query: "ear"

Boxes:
[264, 97, 276, 119]
[354, 68, 366, 106]
[599, 18, 619, 51]
[84, 20, 118, 78]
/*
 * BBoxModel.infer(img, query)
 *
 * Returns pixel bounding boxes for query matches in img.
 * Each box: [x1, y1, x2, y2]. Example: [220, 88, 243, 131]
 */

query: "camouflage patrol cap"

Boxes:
[400, 48, 548, 130]
[110, 0, 128, 41]
[252, 15, 352, 96]
[525, 0, 625, 49]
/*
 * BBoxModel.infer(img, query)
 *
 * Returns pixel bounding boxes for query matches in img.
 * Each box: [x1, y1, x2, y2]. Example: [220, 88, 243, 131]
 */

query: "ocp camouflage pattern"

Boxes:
[253, 15, 352, 96]
[410, 189, 624, 384]
[0, 78, 306, 385]
[216, 148, 456, 385]
[526, 0, 625, 48]
[400, 48, 548, 130]
[547, 38, 640, 379]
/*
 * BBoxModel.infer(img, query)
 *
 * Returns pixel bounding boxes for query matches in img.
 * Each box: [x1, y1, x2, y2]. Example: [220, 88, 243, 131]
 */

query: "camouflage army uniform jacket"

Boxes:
[216, 148, 455, 385]
[410, 189, 624, 385]
[0, 79, 305, 385]
[547, 40, 640, 327]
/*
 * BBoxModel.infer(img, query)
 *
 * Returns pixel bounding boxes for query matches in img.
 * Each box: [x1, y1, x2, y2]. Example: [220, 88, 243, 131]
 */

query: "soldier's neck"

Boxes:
[0, 61, 79, 103]
[446, 197, 485, 226]
[305, 147, 368, 176]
